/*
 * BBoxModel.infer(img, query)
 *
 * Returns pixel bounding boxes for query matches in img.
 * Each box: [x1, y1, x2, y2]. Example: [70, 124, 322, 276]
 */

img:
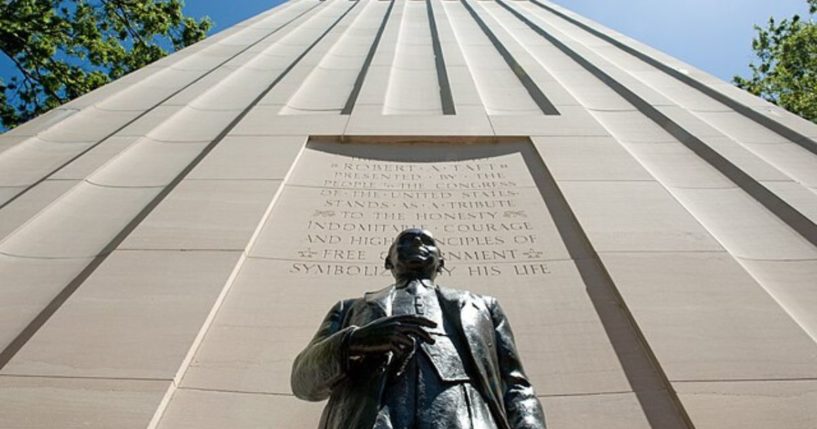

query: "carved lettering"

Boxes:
[513, 264, 551, 276]
[306, 234, 341, 244]
[289, 263, 389, 276]
[374, 212, 405, 221]
[467, 265, 502, 276]
[415, 212, 498, 221]
[286, 150, 553, 278]
[437, 236, 505, 246]
[446, 250, 518, 261]
[435, 181, 517, 189]
[325, 200, 392, 209]
[442, 222, 534, 233]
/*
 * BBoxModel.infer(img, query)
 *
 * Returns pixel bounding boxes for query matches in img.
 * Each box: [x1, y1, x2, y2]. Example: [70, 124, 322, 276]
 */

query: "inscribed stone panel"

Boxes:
[252, 139, 571, 280]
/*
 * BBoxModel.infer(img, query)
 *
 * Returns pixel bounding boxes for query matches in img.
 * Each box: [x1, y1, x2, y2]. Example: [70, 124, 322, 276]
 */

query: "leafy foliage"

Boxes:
[0, 0, 211, 129]
[734, 0, 817, 123]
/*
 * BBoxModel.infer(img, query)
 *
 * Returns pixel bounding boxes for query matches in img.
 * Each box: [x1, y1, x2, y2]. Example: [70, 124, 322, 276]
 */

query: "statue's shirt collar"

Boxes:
[395, 278, 436, 291]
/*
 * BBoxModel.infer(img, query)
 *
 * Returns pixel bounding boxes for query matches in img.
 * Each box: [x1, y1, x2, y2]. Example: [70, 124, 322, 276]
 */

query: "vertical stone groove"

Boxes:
[528, 0, 817, 156]
[459, 0, 558, 115]
[523, 143, 697, 429]
[342, 0, 396, 115]
[0, 1, 325, 212]
[0, 0, 361, 372]
[494, 0, 817, 250]
[427, 0, 456, 115]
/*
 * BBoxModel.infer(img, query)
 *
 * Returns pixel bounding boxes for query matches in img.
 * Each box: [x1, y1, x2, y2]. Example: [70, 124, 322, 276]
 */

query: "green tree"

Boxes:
[0, 0, 212, 129]
[734, 0, 817, 123]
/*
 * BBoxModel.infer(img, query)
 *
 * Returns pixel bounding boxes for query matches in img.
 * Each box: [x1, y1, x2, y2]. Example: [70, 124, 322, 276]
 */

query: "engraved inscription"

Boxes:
[257, 142, 565, 279]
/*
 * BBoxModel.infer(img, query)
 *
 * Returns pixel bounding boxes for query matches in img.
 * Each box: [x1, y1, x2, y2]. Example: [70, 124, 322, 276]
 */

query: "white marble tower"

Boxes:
[1, 0, 816, 427]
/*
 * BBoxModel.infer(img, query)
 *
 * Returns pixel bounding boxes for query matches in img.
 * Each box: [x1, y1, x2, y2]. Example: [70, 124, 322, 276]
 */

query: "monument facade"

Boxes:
[0, 0, 816, 428]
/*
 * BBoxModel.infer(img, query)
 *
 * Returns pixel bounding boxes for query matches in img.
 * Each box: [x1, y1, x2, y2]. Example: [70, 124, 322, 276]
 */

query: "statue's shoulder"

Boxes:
[436, 284, 497, 307]
[362, 284, 394, 300]
[327, 297, 362, 316]
[337, 297, 361, 309]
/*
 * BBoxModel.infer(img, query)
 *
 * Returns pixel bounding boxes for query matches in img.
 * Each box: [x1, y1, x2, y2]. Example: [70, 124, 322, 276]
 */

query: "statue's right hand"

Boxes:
[347, 314, 437, 355]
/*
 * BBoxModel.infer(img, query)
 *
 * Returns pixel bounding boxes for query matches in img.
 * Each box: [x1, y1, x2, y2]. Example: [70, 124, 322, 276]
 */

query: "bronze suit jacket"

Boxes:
[291, 285, 546, 429]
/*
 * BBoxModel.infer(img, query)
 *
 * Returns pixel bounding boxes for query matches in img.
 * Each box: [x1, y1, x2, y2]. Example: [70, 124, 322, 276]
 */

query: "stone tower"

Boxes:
[1, 0, 816, 427]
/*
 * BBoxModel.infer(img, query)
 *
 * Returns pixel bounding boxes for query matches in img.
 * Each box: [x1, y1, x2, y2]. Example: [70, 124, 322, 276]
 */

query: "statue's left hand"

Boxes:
[346, 314, 436, 356]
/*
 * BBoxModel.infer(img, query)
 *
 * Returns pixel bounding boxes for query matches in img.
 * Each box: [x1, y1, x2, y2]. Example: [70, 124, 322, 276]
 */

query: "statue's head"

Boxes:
[384, 228, 445, 281]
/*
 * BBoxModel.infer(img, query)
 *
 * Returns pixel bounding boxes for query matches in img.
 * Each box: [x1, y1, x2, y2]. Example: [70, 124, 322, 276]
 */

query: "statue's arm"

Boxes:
[488, 297, 547, 429]
[290, 299, 357, 401]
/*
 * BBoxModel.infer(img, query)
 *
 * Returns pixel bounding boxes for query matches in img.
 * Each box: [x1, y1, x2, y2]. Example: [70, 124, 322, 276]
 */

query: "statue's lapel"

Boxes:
[437, 287, 484, 371]
[437, 287, 506, 427]
[437, 286, 467, 313]
[364, 285, 394, 318]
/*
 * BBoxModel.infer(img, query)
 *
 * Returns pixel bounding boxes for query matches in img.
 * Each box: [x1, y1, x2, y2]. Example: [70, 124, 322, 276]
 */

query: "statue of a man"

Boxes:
[291, 228, 546, 429]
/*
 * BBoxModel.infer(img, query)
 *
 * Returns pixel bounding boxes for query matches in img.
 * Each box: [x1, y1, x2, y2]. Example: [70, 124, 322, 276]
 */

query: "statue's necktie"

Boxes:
[390, 280, 427, 377]
[393, 280, 425, 315]
[392, 281, 469, 382]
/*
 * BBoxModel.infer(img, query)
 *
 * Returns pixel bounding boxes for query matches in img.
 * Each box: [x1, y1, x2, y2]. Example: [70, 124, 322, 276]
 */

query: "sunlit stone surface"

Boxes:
[1, 0, 816, 428]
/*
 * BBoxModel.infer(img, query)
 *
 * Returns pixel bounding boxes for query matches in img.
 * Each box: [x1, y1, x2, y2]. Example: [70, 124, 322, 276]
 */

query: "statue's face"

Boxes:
[386, 228, 444, 280]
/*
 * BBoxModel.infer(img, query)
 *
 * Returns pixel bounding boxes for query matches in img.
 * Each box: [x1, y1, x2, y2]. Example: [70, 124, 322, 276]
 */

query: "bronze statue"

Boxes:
[291, 228, 546, 429]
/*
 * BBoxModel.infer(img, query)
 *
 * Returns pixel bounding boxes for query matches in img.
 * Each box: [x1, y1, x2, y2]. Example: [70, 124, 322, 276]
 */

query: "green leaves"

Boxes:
[734, 0, 817, 124]
[0, 0, 212, 129]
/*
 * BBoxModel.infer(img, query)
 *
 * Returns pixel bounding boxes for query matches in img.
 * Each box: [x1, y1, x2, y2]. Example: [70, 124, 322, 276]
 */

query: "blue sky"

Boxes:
[548, 0, 811, 81]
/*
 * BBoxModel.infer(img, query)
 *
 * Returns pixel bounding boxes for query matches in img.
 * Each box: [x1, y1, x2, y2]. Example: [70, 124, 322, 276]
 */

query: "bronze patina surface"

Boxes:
[292, 228, 546, 429]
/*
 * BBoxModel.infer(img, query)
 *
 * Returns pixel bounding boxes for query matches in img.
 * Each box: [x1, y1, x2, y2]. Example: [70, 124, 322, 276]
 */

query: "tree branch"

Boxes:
[5, 52, 62, 107]
[101, 0, 148, 45]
